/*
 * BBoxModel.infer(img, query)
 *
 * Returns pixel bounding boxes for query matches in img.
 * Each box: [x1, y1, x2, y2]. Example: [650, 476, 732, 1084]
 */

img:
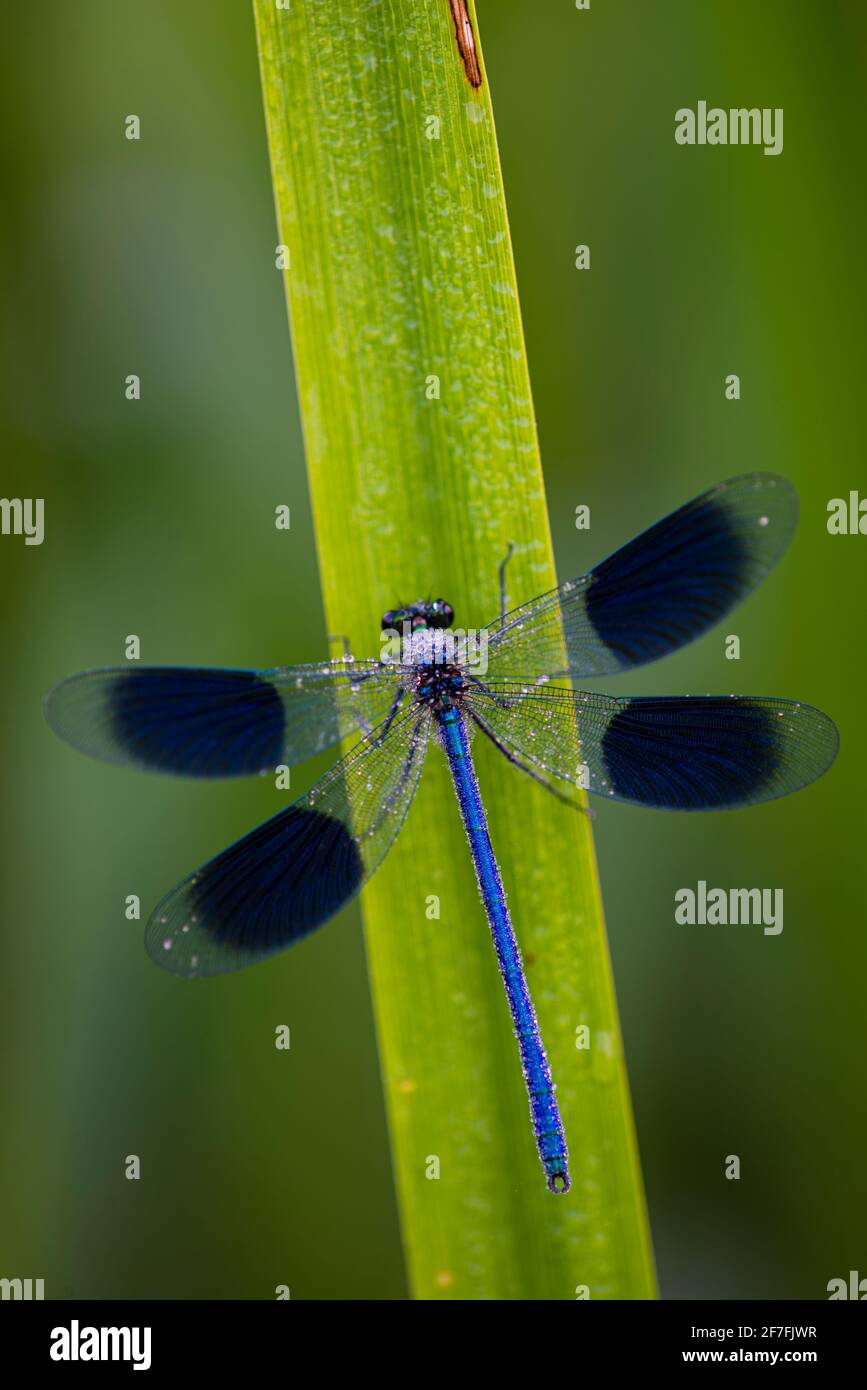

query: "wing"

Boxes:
[467, 682, 838, 810]
[44, 662, 405, 777]
[484, 474, 797, 681]
[145, 702, 430, 976]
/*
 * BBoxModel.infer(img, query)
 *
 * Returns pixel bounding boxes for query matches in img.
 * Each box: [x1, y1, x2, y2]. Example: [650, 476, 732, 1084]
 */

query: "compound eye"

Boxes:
[430, 600, 454, 629]
[381, 610, 396, 631]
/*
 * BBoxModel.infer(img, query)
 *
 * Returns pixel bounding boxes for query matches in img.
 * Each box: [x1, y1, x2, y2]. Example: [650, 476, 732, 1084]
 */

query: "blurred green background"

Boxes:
[1, 0, 864, 1299]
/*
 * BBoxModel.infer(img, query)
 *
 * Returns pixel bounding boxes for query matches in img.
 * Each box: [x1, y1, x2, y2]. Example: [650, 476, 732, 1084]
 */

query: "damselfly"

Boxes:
[45, 474, 839, 1195]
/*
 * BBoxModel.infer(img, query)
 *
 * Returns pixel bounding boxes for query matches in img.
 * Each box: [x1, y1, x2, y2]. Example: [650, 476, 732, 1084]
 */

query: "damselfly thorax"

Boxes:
[393, 623, 470, 714]
[412, 662, 468, 712]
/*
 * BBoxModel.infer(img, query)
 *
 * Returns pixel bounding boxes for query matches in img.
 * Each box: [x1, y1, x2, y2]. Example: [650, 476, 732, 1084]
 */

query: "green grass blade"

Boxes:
[254, 0, 656, 1299]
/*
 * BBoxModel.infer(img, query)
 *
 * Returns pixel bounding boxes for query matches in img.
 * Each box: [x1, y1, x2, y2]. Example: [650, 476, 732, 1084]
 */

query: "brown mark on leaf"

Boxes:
[449, 1, 483, 89]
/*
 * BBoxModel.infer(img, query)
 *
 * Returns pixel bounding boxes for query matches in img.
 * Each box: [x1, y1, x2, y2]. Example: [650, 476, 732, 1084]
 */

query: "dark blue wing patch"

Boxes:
[112, 668, 286, 776]
[484, 474, 798, 680]
[45, 662, 405, 778]
[466, 684, 838, 812]
[145, 703, 431, 976]
[147, 804, 363, 976]
[585, 493, 749, 667]
[200, 806, 358, 956]
[600, 697, 782, 809]
[192, 804, 362, 953]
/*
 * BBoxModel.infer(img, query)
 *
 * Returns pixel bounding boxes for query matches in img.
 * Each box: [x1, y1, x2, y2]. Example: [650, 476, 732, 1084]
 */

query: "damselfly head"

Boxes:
[381, 599, 454, 632]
